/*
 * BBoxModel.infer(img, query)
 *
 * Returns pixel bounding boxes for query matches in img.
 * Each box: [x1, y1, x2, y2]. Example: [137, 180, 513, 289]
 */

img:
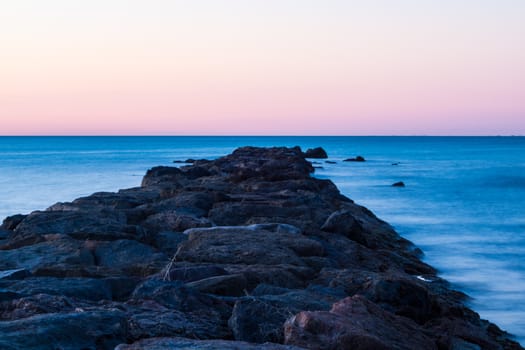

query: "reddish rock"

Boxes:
[284, 295, 437, 350]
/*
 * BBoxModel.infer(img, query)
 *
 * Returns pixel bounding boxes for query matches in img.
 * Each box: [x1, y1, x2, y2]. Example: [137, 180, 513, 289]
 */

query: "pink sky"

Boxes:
[1, 1, 524, 135]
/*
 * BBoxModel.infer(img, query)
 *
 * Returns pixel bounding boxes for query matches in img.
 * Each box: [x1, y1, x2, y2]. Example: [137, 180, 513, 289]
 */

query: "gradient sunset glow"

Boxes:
[1, 1, 524, 135]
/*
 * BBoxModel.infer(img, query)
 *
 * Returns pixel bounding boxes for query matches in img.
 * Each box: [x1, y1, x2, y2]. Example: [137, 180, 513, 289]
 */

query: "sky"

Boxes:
[0, 0, 524, 135]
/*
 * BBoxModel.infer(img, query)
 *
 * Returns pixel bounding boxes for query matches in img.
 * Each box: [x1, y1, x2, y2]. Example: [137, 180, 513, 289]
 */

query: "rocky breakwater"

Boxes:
[0, 146, 521, 350]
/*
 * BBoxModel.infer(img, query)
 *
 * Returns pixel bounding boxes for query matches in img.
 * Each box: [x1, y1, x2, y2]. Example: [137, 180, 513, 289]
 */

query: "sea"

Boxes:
[0, 136, 524, 344]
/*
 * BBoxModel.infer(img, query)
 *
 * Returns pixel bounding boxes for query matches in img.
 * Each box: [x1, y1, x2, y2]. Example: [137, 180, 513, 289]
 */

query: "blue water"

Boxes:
[0, 136, 524, 344]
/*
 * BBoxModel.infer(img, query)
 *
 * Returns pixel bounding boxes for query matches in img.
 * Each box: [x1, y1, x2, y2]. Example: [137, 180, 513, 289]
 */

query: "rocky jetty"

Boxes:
[0, 146, 521, 350]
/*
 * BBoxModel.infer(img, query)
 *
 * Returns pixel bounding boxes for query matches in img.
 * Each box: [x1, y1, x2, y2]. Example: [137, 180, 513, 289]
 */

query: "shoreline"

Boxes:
[0, 146, 522, 349]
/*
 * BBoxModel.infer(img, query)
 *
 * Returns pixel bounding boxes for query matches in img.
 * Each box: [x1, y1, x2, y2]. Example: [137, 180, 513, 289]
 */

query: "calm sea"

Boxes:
[0, 136, 524, 344]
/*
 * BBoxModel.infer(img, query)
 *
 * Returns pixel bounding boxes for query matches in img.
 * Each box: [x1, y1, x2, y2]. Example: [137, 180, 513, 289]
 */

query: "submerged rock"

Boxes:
[0, 146, 520, 350]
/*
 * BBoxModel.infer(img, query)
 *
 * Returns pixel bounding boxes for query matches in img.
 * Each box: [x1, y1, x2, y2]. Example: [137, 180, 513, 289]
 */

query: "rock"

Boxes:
[0, 277, 113, 301]
[163, 264, 228, 283]
[1, 214, 27, 231]
[130, 279, 228, 313]
[325, 160, 337, 164]
[362, 277, 437, 324]
[175, 226, 324, 266]
[321, 209, 367, 245]
[284, 295, 437, 350]
[0, 293, 74, 320]
[344, 155, 366, 162]
[142, 210, 212, 234]
[303, 147, 328, 159]
[0, 238, 95, 273]
[124, 301, 231, 341]
[13, 209, 144, 241]
[151, 231, 188, 256]
[93, 239, 169, 277]
[392, 181, 405, 187]
[0, 310, 127, 350]
[116, 337, 304, 350]
[186, 273, 247, 296]
[229, 289, 338, 343]
[0, 268, 30, 280]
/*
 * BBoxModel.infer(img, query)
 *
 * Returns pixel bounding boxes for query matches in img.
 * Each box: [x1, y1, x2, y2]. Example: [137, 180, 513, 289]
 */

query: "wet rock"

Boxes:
[392, 181, 405, 187]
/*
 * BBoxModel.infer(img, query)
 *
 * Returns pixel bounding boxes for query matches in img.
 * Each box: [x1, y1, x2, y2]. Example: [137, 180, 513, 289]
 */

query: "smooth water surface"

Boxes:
[0, 136, 524, 344]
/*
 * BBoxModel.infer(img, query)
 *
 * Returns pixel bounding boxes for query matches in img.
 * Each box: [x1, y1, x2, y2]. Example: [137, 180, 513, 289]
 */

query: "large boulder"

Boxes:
[175, 226, 324, 267]
[284, 295, 437, 350]
[303, 147, 328, 159]
[0, 310, 127, 350]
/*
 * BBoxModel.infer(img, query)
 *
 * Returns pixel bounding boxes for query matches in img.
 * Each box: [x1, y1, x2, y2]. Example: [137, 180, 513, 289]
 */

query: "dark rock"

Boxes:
[130, 279, 229, 313]
[142, 210, 211, 234]
[284, 295, 437, 350]
[0, 268, 30, 280]
[0, 310, 127, 350]
[321, 209, 367, 245]
[0, 293, 75, 320]
[304, 147, 328, 159]
[164, 265, 229, 283]
[151, 231, 188, 256]
[0, 277, 113, 301]
[176, 226, 324, 266]
[344, 155, 366, 162]
[325, 160, 337, 164]
[392, 181, 405, 187]
[116, 337, 304, 350]
[186, 273, 247, 296]
[126, 306, 230, 342]
[1, 214, 27, 231]
[93, 239, 168, 277]
[12, 209, 144, 241]
[362, 277, 437, 324]
[0, 237, 95, 273]
[224, 264, 314, 290]
[229, 289, 338, 343]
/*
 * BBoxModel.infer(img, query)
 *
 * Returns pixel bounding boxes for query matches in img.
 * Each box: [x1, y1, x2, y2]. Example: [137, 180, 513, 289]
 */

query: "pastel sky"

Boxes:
[1, 1, 524, 135]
